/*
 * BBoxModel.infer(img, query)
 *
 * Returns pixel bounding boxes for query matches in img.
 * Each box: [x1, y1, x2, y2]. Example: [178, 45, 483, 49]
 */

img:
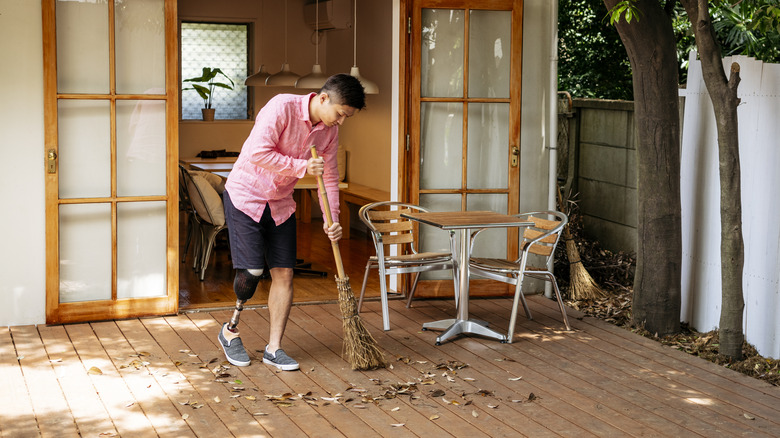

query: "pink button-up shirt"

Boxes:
[225, 93, 340, 225]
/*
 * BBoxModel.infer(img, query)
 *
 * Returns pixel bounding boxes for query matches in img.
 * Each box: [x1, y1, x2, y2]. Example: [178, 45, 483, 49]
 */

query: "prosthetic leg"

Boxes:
[227, 268, 264, 331]
[218, 268, 263, 367]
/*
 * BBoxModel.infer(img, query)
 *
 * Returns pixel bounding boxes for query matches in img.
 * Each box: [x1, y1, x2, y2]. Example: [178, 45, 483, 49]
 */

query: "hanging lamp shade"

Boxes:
[296, 0, 327, 90]
[266, 0, 300, 86]
[296, 64, 328, 89]
[349, 0, 378, 94]
[266, 63, 300, 86]
[350, 66, 378, 94]
[245, 65, 271, 86]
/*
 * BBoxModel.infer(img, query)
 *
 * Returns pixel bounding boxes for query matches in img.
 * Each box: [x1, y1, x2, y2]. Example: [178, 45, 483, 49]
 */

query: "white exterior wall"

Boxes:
[0, 0, 46, 326]
[681, 52, 780, 358]
[0, 0, 555, 327]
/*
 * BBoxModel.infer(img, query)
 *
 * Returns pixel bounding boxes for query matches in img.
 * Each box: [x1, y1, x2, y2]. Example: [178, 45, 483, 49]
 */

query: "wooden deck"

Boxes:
[3, 295, 779, 437]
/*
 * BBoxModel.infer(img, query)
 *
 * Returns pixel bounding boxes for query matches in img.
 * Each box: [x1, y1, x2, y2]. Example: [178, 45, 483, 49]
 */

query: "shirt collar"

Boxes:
[298, 93, 317, 124]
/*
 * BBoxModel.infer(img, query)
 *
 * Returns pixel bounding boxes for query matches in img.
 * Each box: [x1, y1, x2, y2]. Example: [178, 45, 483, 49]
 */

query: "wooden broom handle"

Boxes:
[310, 145, 346, 279]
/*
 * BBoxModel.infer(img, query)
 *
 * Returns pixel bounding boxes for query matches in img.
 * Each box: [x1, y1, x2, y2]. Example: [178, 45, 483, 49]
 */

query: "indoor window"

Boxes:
[180, 22, 249, 120]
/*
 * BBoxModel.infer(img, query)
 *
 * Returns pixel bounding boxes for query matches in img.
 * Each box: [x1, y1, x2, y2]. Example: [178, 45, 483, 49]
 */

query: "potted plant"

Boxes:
[183, 67, 235, 121]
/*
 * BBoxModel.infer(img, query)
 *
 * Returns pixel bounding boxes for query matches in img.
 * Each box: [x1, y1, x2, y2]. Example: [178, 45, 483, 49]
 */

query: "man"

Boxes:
[218, 74, 366, 370]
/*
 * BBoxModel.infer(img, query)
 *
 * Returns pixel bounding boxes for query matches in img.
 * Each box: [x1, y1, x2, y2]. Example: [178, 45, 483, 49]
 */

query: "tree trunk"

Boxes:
[680, 0, 745, 360]
[603, 0, 682, 336]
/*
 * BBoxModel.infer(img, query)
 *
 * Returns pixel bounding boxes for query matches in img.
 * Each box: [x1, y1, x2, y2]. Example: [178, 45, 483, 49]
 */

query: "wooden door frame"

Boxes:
[43, 0, 180, 324]
[399, 0, 524, 298]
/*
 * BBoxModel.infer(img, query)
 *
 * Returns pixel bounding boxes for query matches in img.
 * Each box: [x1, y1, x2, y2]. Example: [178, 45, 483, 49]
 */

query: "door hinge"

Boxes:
[407, 16, 411, 34]
[406, 134, 410, 151]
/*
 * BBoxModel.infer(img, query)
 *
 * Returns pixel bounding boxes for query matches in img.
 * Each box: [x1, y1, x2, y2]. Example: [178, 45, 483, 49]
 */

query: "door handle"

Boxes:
[510, 146, 519, 167]
[47, 149, 58, 174]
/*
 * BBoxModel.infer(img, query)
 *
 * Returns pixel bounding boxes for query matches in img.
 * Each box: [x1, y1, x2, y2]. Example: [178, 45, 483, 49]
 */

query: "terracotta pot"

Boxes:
[201, 108, 215, 121]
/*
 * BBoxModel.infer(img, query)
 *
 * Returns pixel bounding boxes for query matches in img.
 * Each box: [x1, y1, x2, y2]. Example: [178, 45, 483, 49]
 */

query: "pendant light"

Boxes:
[245, 0, 270, 86]
[349, 0, 378, 94]
[266, 0, 300, 86]
[296, 0, 328, 89]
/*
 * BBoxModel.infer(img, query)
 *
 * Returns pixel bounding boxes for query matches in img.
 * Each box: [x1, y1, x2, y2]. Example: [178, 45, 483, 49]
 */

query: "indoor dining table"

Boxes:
[400, 210, 533, 345]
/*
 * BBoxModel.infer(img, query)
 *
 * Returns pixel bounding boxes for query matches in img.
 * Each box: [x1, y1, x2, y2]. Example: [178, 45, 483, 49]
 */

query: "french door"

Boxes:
[405, 0, 524, 297]
[43, 0, 179, 323]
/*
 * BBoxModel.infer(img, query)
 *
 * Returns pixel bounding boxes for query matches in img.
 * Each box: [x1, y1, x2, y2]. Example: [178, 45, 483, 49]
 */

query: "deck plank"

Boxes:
[10, 325, 80, 438]
[5, 295, 780, 437]
[0, 327, 41, 438]
[37, 325, 118, 437]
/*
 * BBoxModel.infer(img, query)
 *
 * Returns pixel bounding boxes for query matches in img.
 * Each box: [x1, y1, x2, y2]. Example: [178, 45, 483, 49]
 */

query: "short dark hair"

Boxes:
[320, 74, 366, 110]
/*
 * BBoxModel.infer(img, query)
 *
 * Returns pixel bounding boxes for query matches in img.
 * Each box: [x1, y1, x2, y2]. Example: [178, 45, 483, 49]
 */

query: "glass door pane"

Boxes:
[421, 9, 464, 98]
[56, 0, 110, 94]
[115, 0, 166, 94]
[59, 204, 112, 303]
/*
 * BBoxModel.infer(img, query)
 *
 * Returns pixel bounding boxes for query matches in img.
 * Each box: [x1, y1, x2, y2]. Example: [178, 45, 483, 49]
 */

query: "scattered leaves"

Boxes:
[88, 366, 103, 375]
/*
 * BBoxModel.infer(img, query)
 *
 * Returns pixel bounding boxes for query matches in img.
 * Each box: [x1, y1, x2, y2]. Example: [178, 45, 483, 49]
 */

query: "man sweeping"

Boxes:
[218, 74, 366, 370]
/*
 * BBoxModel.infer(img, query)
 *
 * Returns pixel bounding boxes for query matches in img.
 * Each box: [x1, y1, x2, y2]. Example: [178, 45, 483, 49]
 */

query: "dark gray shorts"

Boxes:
[223, 190, 297, 270]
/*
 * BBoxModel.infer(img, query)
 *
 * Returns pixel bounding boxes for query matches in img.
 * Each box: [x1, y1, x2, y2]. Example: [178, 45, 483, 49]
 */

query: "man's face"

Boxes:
[318, 94, 358, 127]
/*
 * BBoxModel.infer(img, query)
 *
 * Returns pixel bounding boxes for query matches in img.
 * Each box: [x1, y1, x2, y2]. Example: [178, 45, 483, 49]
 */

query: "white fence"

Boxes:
[680, 51, 780, 358]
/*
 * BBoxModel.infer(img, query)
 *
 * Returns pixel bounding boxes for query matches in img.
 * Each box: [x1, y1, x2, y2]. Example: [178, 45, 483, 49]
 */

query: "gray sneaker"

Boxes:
[218, 323, 250, 367]
[262, 347, 299, 371]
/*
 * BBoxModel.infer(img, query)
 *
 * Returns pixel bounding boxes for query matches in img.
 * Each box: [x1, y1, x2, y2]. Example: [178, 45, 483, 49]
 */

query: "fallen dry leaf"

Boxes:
[181, 414, 189, 420]
[391, 423, 405, 427]
[508, 376, 523, 381]
[88, 366, 103, 375]
[472, 410, 479, 418]
[391, 407, 400, 412]
[213, 396, 221, 403]
[429, 415, 440, 421]
[743, 413, 755, 420]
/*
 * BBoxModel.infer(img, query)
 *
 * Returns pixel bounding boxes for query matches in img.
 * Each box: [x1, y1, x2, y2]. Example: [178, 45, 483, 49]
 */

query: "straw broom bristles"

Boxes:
[558, 185, 606, 300]
[311, 146, 387, 370]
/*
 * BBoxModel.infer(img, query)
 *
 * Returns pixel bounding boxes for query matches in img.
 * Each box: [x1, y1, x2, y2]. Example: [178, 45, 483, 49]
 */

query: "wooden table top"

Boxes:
[401, 210, 531, 230]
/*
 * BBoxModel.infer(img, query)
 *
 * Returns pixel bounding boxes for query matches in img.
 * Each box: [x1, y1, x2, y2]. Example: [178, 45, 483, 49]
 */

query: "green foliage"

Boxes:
[566, 0, 780, 98]
[183, 67, 235, 109]
[558, 0, 635, 100]
[608, 0, 642, 24]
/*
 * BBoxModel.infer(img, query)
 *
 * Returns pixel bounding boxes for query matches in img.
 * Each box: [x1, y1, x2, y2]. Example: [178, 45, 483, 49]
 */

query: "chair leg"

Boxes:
[199, 226, 222, 281]
[506, 274, 527, 344]
[377, 265, 391, 331]
[405, 273, 421, 308]
[357, 261, 372, 312]
[549, 276, 572, 330]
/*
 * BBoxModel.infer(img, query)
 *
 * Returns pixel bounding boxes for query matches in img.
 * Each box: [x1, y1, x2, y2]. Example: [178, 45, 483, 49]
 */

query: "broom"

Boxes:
[310, 146, 387, 370]
[557, 184, 606, 300]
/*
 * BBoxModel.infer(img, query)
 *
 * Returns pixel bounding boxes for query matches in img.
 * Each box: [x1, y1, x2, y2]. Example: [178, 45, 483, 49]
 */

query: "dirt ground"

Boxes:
[554, 216, 780, 387]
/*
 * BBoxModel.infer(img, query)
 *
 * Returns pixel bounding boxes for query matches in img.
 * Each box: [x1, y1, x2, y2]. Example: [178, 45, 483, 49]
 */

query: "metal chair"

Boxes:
[469, 211, 571, 343]
[179, 165, 228, 281]
[357, 201, 459, 331]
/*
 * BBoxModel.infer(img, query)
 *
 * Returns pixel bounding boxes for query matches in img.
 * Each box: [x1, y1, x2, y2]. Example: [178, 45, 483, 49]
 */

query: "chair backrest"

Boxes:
[359, 201, 427, 254]
[518, 211, 567, 260]
[179, 165, 225, 226]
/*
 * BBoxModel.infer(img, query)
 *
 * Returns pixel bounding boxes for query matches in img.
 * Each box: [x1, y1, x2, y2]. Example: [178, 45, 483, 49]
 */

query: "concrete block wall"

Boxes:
[571, 99, 638, 253]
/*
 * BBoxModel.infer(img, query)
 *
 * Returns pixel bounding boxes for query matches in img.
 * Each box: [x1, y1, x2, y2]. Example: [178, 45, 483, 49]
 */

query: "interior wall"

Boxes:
[0, 0, 46, 325]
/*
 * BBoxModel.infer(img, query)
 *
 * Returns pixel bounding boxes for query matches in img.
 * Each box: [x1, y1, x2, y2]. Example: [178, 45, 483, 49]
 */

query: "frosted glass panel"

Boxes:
[467, 103, 509, 189]
[115, 0, 165, 94]
[421, 9, 464, 98]
[56, 0, 109, 94]
[468, 10, 511, 98]
[467, 194, 509, 261]
[117, 100, 166, 196]
[60, 204, 112, 303]
[117, 202, 167, 299]
[58, 100, 111, 198]
[421, 102, 462, 189]
[419, 194, 460, 280]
